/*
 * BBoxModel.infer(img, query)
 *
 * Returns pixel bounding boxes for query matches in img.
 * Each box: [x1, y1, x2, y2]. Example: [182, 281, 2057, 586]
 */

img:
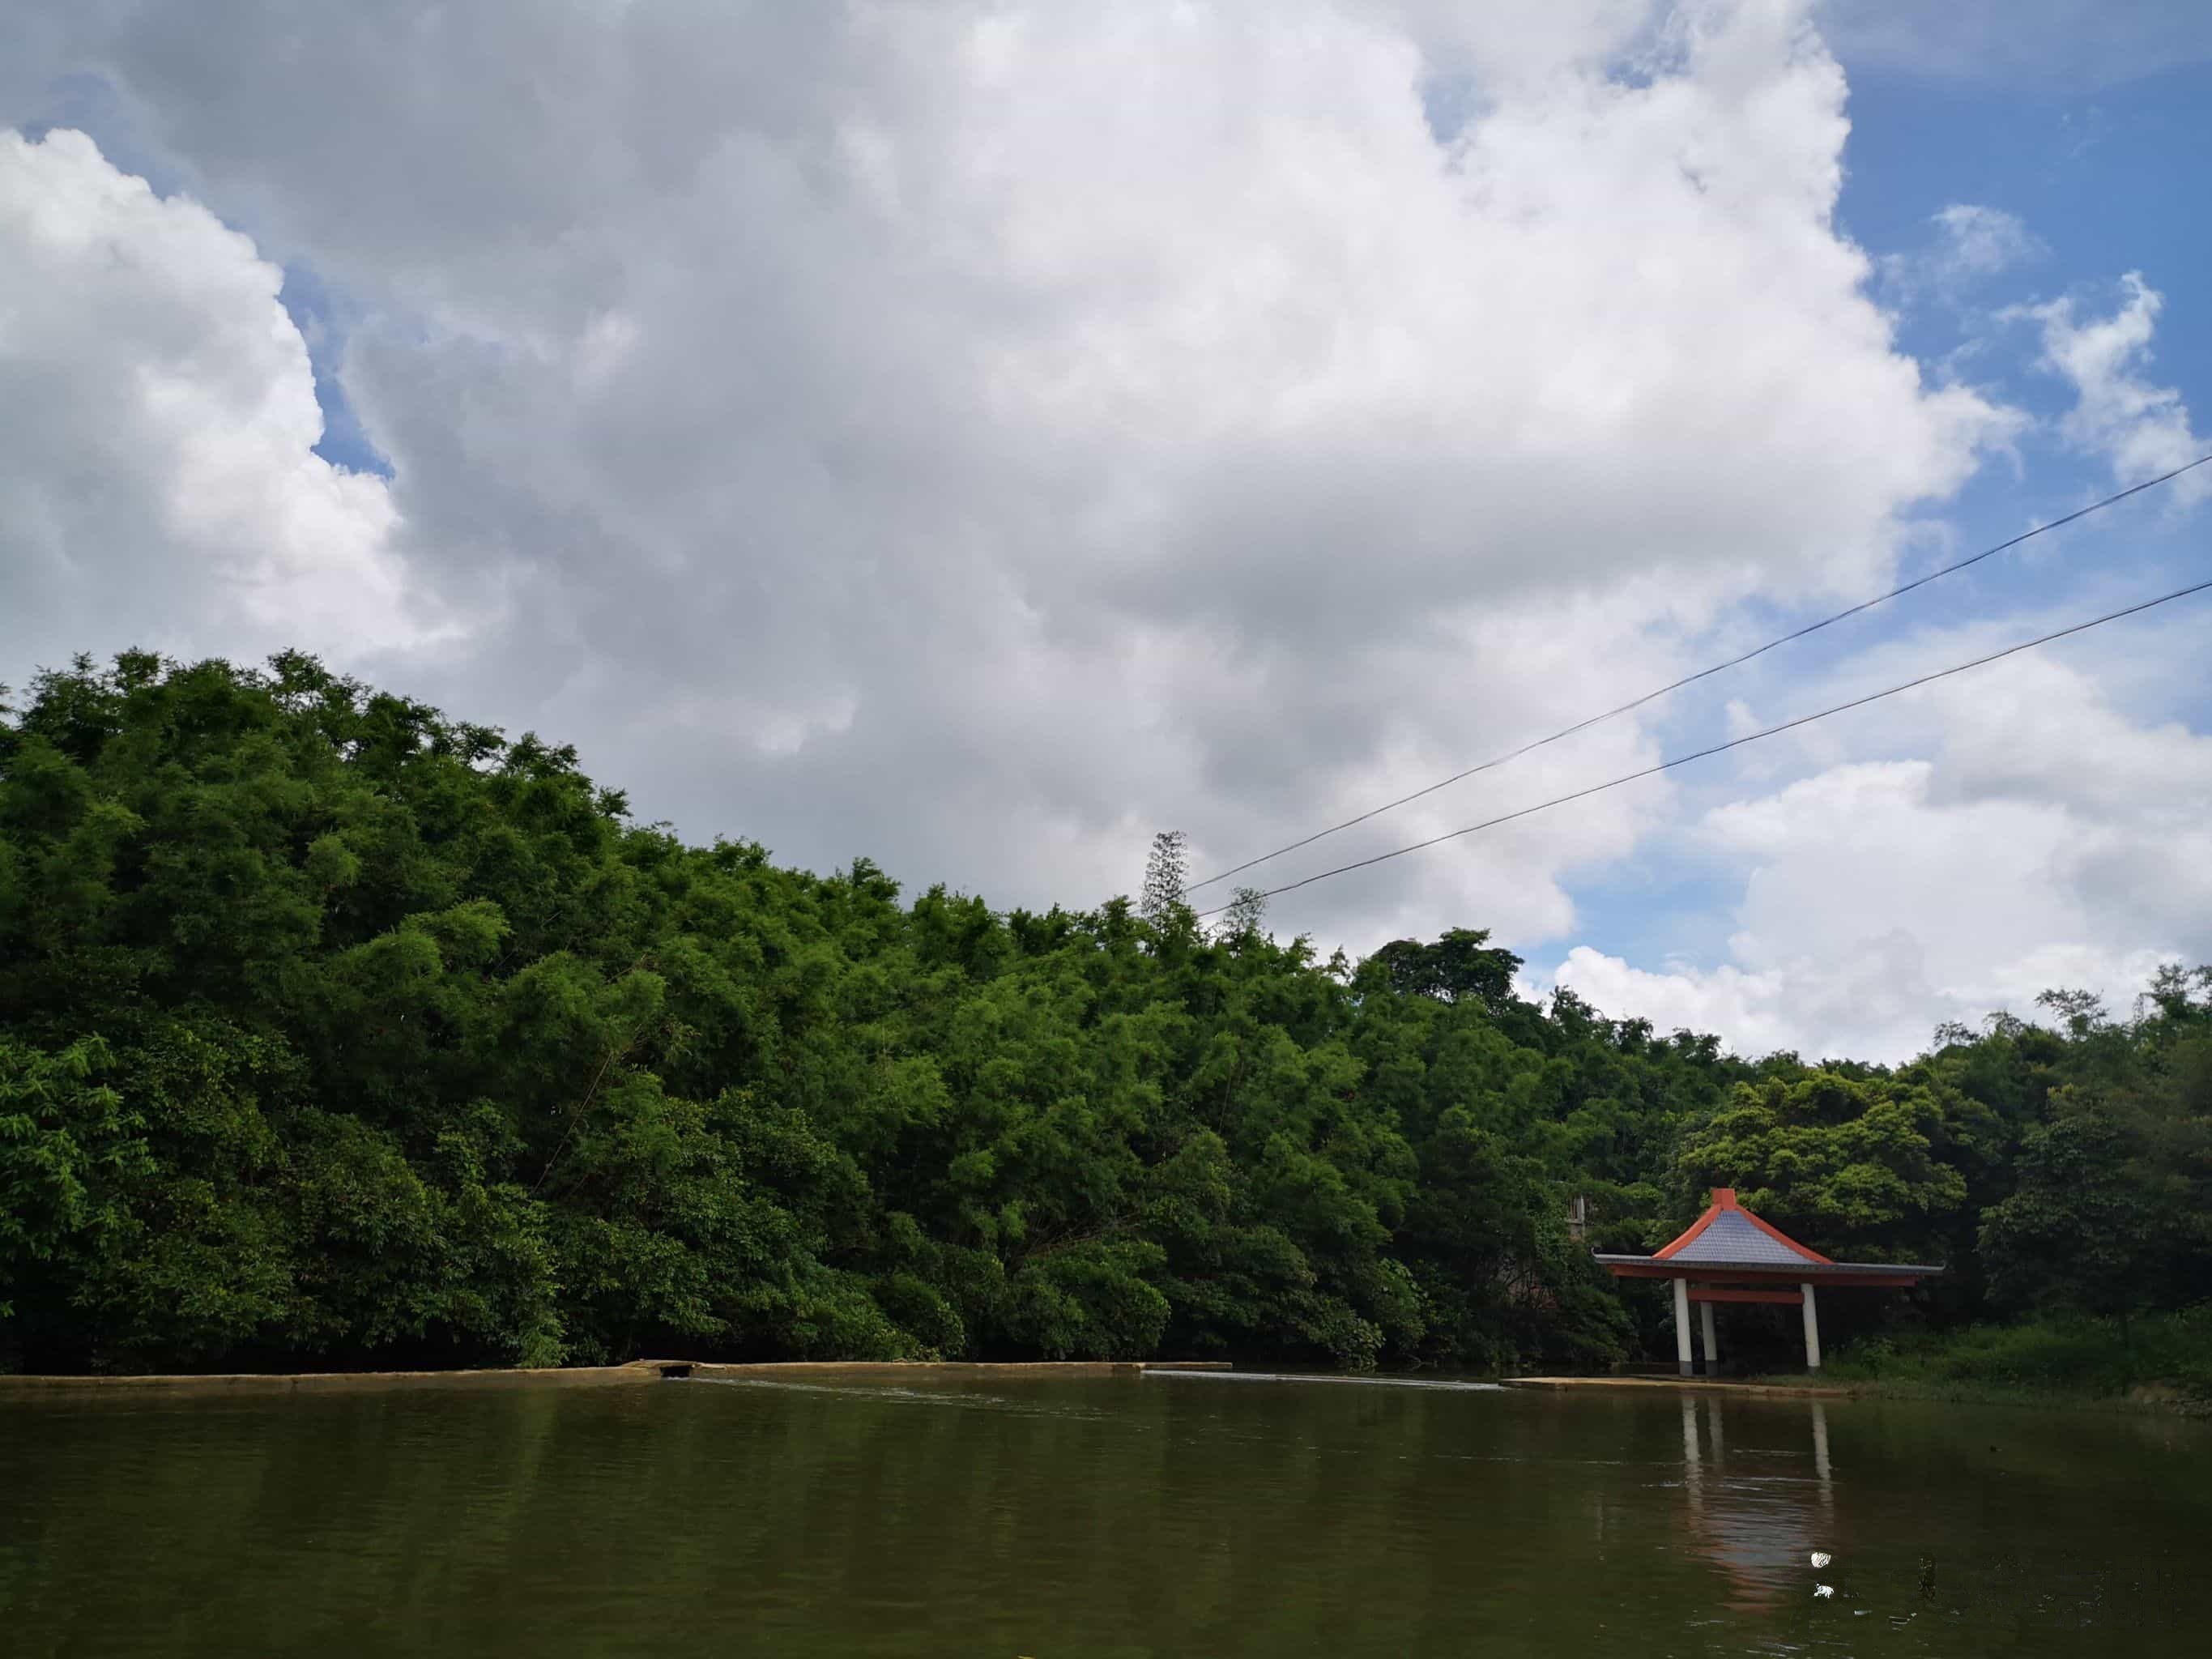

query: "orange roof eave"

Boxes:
[1596, 1260, 1933, 1286]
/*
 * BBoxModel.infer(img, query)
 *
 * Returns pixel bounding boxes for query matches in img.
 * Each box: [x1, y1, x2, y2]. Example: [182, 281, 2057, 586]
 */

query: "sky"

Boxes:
[2, 0, 2208, 1064]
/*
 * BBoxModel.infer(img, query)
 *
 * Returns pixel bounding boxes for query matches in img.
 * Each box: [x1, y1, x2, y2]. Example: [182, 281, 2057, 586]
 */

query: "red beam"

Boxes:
[1601, 1264, 1923, 1288]
[1689, 1287, 1802, 1305]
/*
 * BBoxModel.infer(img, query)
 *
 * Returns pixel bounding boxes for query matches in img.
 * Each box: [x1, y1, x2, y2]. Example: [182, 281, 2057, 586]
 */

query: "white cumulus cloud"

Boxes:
[1, 0, 2020, 945]
[1552, 646, 2212, 1060]
[2018, 274, 2210, 504]
[0, 126, 436, 675]
[1880, 203, 2044, 302]
[36, 0, 2210, 1077]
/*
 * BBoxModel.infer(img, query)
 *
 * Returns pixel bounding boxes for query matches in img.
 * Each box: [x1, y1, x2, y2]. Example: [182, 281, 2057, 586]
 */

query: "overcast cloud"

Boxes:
[3, 0, 2206, 1061]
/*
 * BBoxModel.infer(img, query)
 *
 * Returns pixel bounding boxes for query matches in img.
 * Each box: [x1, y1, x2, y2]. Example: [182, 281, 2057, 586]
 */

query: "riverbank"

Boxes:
[1502, 1375, 1852, 1398]
[1507, 1371, 2210, 1415]
[1755, 1310, 2212, 1414]
[1745, 1373, 2211, 1414]
[0, 1358, 1233, 1398]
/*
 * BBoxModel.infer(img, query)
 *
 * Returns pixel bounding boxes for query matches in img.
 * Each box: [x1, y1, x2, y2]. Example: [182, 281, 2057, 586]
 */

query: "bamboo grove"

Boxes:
[4, 654, 2207, 1375]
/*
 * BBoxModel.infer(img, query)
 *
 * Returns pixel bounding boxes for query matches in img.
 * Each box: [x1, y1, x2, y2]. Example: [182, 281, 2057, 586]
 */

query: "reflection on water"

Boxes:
[3, 1375, 2210, 1657]
[1142, 1369, 1507, 1392]
[688, 1375, 1120, 1418]
[1677, 1394, 1833, 1613]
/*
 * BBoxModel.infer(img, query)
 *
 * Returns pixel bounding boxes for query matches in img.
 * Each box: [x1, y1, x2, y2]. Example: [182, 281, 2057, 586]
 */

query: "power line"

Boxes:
[1187, 452, 2212, 893]
[1194, 574, 2212, 918]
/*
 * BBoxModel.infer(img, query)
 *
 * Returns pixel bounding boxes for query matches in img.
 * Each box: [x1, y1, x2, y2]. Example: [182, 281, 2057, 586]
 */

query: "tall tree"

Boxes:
[1218, 885, 1268, 941]
[1140, 829, 1191, 934]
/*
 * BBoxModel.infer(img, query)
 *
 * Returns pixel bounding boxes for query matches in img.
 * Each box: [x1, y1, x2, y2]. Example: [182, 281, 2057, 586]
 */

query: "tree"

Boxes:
[1139, 829, 1189, 932]
[5, 649, 2206, 1378]
[1978, 1095, 2145, 1318]
[1672, 1068, 1978, 1262]
[1218, 885, 1268, 941]
[0, 1036, 142, 1326]
[1366, 928, 1522, 1011]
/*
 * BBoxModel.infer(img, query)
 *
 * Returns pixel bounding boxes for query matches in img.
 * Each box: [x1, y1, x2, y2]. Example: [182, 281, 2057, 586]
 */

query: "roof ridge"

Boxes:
[1652, 1188, 1832, 1266]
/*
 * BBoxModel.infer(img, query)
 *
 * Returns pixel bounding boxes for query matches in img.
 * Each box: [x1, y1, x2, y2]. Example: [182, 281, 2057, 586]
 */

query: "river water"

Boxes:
[5, 1371, 2209, 1657]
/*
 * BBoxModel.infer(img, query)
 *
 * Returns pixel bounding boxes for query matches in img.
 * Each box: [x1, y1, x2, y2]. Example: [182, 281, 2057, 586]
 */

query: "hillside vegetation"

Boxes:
[4, 652, 2208, 1376]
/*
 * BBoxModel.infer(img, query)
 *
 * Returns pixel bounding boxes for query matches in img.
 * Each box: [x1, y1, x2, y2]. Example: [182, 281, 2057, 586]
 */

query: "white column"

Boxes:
[1673, 1278, 1694, 1376]
[1801, 1281, 1822, 1370]
[1699, 1300, 1720, 1375]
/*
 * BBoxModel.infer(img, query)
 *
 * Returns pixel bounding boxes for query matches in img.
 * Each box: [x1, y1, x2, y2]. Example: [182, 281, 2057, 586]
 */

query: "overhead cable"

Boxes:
[1187, 453, 2212, 893]
[1194, 574, 2212, 917]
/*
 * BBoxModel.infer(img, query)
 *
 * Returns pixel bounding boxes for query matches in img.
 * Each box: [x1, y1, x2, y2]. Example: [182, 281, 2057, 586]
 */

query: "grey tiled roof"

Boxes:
[1665, 1208, 1818, 1266]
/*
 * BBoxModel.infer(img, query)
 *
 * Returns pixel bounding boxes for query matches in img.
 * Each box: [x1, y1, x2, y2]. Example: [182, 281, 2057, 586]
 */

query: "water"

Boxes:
[5, 1372, 2210, 1657]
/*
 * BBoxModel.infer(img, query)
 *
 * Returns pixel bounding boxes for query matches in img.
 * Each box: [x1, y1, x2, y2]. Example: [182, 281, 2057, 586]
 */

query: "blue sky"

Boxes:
[1532, 39, 2212, 1029]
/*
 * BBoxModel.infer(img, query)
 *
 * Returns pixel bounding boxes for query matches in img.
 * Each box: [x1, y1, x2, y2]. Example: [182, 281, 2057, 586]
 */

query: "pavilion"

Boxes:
[1593, 1188, 1940, 1375]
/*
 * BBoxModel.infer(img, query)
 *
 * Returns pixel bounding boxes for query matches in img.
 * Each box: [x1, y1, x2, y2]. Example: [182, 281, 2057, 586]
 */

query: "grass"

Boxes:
[1783, 1307, 2212, 1412]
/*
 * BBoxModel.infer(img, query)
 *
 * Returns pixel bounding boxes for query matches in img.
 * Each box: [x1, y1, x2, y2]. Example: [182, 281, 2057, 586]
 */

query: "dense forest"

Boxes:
[3, 652, 2209, 1377]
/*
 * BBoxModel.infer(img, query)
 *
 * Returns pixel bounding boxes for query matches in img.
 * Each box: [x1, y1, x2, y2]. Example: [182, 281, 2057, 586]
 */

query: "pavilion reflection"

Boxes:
[1677, 1394, 1834, 1612]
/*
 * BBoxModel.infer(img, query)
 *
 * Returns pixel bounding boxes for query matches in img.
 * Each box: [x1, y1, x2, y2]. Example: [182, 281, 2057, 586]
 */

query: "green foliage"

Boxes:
[1673, 1068, 1978, 1260]
[1972, 983, 2212, 1320]
[2, 651, 2207, 1376]
[1978, 1099, 2146, 1317]
[1822, 1308, 2212, 1403]
[0, 1035, 144, 1322]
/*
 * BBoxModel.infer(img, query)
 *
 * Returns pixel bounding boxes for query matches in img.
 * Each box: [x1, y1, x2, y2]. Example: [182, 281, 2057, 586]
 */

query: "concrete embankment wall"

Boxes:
[0, 1358, 1231, 1399]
